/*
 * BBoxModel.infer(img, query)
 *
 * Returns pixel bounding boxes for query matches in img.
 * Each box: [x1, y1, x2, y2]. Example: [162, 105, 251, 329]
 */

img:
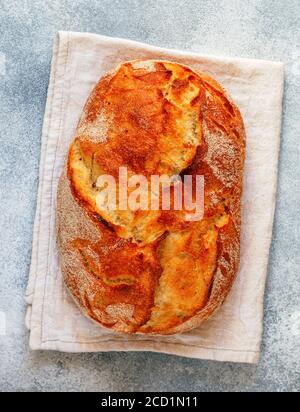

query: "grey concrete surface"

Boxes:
[0, 0, 299, 392]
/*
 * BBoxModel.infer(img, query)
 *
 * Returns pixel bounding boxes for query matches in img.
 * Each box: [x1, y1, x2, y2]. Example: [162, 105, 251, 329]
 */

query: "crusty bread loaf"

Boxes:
[57, 60, 245, 334]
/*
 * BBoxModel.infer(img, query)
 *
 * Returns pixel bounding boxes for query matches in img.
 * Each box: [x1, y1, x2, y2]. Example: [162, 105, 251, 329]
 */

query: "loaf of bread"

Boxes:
[57, 60, 245, 334]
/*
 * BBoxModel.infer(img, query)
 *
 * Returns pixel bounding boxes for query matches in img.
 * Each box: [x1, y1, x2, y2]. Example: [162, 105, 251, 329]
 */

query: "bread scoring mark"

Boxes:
[69, 61, 205, 245]
[140, 222, 218, 332]
[140, 209, 231, 332]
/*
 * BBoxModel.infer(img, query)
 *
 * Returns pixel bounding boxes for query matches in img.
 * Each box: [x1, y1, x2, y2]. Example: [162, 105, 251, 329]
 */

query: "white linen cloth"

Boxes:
[26, 31, 284, 363]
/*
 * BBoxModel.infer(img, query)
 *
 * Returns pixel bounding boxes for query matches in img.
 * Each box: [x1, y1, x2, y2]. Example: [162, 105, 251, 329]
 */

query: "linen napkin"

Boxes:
[25, 31, 284, 363]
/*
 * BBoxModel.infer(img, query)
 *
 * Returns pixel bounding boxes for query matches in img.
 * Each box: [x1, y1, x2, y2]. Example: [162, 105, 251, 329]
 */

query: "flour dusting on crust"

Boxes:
[77, 110, 111, 143]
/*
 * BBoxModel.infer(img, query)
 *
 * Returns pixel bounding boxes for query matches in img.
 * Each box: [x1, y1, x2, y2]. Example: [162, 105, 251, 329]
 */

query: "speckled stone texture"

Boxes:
[0, 0, 299, 392]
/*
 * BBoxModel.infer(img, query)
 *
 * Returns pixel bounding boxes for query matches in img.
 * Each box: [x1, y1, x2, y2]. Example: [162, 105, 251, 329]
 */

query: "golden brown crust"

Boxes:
[57, 59, 246, 334]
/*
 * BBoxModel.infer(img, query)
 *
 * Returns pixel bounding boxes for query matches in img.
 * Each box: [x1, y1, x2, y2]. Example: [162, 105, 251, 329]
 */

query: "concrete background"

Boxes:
[0, 0, 299, 392]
